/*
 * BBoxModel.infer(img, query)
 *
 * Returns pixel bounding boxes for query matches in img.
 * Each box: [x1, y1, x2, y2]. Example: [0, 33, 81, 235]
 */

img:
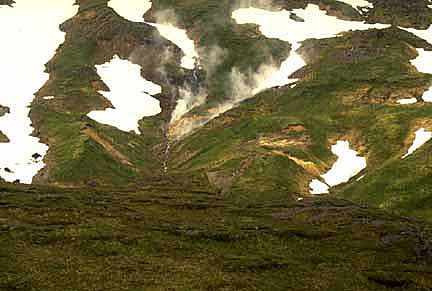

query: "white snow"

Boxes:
[232, 4, 389, 94]
[422, 88, 432, 102]
[108, 0, 152, 22]
[150, 23, 198, 70]
[322, 141, 367, 186]
[0, 0, 78, 183]
[107, 0, 201, 125]
[410, 48, 432, 74]
[337, 0, 373, 11]
[87, 55, 162, 134]
[108, 0, 199, 70]
[401, 27, 432, 48]
[309, 141, 366, 194]
[408, 48, 432, 102]
[322, 141, 367, 187]
[397, 98, 418, 104]
[402, 128, 432, 158]
[309, 179, 330, 195]
[399, 26, 432, 102]
[43, 96, 55, 100]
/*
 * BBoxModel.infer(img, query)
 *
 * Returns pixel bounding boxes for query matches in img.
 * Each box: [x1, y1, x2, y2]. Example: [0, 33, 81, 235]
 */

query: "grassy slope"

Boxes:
[168, 27, 432, 214]
[152, 0, 432, 216]
[366, 0, 432, 29]
[0, 183, 431, 290]
[26, 0, 292, 187]
[29, 0, 183, 186]
[338, 142, 432, 221]
[24, 0, 432, 189]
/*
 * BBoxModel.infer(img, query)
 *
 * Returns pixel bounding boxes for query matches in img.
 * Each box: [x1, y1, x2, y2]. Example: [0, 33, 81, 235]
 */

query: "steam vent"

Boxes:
[1, 0, 432, 289]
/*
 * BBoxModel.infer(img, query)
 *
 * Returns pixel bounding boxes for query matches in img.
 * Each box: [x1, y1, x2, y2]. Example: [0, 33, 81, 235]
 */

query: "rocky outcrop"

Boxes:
[0, 105, 9, 117]
[0, 105, 9, 142]
[0, 0, 14, 6]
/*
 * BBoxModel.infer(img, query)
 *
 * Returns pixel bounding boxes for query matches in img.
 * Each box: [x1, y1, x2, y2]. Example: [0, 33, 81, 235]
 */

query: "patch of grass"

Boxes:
[365, 0, 432, 28]
[0, 184, 431, 290]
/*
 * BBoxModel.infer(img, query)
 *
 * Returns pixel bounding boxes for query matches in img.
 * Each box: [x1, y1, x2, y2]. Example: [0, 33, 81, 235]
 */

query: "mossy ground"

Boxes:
[365, 0, 432, 29]
[0, 183, 431, 290]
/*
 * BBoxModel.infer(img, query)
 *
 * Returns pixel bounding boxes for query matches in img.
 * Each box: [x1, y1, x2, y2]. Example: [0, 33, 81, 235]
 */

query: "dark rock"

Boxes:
[289, 13, 304, 22]
[368, 273, 411, 288]
[32, 153, 42, 160]
[0, 0, 15, 7]
[87, 181, 97, 188]
[0, 105, 10, 117]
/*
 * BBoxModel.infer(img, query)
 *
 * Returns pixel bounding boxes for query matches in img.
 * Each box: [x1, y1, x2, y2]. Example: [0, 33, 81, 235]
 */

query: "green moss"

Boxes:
[365, 0, 432, 28]
[0, 184, 431, 290]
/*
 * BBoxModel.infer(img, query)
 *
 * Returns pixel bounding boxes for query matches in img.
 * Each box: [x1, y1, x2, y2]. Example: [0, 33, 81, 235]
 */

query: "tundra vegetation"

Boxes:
[1, 0, 432, 289]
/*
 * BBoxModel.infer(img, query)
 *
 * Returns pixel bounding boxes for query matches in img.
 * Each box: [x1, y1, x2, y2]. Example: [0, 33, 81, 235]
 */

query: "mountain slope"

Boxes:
[166, 26, 432, 216]
[1, 1, 432, 289]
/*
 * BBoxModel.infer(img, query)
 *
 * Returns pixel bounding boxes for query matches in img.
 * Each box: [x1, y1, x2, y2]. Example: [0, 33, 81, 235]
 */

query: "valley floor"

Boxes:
[0, 183, 431, 290]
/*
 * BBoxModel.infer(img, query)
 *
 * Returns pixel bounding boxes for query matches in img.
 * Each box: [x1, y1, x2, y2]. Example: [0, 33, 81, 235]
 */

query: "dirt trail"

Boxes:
[81, 127, 133, 166]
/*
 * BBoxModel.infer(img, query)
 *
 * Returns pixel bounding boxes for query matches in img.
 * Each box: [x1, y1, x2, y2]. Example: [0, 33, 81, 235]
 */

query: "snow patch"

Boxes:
[87, 56, 162, 134]
[108, 0, 199, 70]
[150, 23, 198, 70]
[309, 179, 330, 195]
[397, 98, 417, 104]
[232, 4, 389, 93]
[409, 48, 432, 102]
[410, 48, 432, 74]
[402, 128, 432, 158]
[400, 26, 432, 47]
[322, 141, 367, 186]
[0, 0, 78, 183]
[337, 0, 373, 10]
[108, 0, 152, 22]
[309, 141, 366, 194]
[422, 88, 432, 102]
[397, 26, 432, 103]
